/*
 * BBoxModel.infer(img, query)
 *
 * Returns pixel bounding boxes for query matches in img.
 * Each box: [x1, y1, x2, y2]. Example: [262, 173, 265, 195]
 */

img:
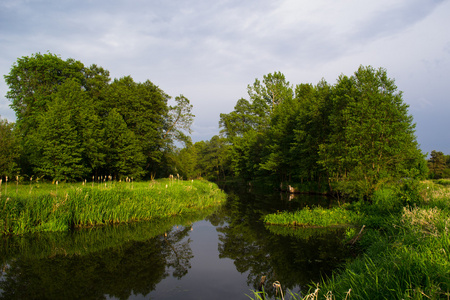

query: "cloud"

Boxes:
[1, 0, 449, 151]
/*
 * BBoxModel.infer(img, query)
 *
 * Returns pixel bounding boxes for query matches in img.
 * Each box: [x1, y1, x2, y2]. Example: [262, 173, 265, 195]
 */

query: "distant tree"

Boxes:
[188, 136, 230, 181]
[164, 95, 195, 146]
[247, 71, 293, 111]
[428, 150, 447, 179]
[0, 117, 20, 177]
[174, 144, 198, 179]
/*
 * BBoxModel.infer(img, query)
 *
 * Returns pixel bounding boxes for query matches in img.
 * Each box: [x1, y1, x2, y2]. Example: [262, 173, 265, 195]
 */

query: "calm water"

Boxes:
[0, 185, 352, 299]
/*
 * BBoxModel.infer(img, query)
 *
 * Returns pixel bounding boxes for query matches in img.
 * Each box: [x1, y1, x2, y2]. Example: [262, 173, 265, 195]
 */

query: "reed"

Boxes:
[0, 179, 226, 235]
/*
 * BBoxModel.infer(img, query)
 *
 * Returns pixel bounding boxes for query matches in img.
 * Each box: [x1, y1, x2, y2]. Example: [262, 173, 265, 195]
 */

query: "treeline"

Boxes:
[1, 55, 431, 197]
[178, 67, 428, 198]
[1, 52, 194, 181]
[427, 150, 450, 179]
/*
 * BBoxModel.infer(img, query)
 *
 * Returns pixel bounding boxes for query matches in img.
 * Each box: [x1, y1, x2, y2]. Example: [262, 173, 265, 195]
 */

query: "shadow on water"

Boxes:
[0, 185, 353, 299]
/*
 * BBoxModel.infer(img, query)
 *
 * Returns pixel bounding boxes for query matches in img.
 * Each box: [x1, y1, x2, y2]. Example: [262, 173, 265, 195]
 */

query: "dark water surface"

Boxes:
[0, 185, 352, 299]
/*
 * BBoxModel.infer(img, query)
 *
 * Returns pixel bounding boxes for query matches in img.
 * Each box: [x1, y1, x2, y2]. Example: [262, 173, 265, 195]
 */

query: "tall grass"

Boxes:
[252, 181, 450, 299]
[0, 179, 225, 235]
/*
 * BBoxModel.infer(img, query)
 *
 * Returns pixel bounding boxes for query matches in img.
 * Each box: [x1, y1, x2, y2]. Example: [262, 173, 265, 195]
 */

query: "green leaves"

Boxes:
[318, 66, 425, 198]
[0, 117, 20, 177]
[4, 52, 195, 180]
[222, 67, 425, 198]
[103, 109, 145, 179]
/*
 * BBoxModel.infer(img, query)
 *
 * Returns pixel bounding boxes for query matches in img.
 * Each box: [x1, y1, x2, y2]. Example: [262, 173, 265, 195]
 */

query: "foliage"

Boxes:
[173, 135, 231, 181]
[102, 108, 146, 179]
[164, 95, 195, 146]
[427, 150, 450, 179]
[221, 67, 426, 198]
[0, 117, 20, 177]
[3, 52, 194, 181]
[318, 66, 424, 199]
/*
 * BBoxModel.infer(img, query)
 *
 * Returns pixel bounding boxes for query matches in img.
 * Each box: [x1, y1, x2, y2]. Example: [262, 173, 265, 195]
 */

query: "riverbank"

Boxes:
[259, 179, 450, 299]
[0, 179, 226, 235]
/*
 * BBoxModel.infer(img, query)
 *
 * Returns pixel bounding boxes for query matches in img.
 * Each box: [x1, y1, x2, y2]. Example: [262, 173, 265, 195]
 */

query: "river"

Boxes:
[0, 184, 352, 299]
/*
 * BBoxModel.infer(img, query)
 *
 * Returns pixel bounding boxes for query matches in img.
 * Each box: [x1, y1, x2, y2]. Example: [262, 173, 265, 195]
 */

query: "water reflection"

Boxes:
[0, 186, 352, 299]
[214, 187, 350, 297]
[0, 211, 210, 300]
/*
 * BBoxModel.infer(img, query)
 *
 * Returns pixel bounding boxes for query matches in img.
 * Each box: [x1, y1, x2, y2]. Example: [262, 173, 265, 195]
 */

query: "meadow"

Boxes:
[0, 178, 226, 235]
[255, 179, 450, 300]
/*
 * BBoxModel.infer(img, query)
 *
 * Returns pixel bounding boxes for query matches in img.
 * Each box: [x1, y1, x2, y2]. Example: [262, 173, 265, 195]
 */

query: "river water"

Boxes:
[0, 185, 352, 299]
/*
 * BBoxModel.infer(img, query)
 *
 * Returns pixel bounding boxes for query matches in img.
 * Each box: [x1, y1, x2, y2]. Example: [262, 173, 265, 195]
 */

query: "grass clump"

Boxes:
[0, 179, 225, 235]
[264, 205, 362, 228]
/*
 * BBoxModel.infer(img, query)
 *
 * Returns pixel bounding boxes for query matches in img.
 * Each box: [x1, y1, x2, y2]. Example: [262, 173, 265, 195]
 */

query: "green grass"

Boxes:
[264, 205, 363, 227]
[255, 180, 450, 299]
[0, 179, 226, 235]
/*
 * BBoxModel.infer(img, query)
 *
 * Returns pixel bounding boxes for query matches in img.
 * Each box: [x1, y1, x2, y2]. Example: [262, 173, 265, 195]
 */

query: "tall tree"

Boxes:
[318, 66, 425, 198]
[4, 53, 85, 136]
[34, 80, 87, 181]
[289, 80, 332, 184]
[164, 95, 195, 146]
[248, 71, 293, 111]
[0, 117, 20, 177]
[107, 76, 170, 174]
[102, 109, 146, 179]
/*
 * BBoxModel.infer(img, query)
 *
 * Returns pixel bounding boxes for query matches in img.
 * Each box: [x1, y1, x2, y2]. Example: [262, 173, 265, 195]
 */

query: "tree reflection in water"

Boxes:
[0, 187, 353, 299]
[164, 225, 194, 279]
[213, 187, 351, 297]
[0, 214, 201, 300]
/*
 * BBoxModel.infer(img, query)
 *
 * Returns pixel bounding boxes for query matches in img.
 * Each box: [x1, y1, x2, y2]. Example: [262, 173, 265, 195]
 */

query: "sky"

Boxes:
[1, 0, 449, 155]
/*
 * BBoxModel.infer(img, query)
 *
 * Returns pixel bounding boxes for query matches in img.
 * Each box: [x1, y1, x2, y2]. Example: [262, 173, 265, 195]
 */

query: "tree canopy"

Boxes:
[217, 67, 426, 198]
[3, 52, 194, 181]
[3, 53, 428, 196]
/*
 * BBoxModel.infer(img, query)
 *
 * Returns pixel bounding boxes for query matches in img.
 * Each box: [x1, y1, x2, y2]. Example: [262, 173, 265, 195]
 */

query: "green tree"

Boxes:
[259, 94, 299, 181]
[107, 76, 170, 174]
[220, 72, 293, 180]
[34, 80, 87, 181]
[318, 66, 425, 198]
[188, 136, 230, 181]
[164, 95, 195, 146]
[0, 117, 20, 177]
[247, 71, 293, 111]
[289, 80, 332, 186]
[103, 109, 145, 179]
[219, 98, 258, 138]
[4, 53, 85, 136]
[427, 150, 447, 179]
[174, 144, 198, 179]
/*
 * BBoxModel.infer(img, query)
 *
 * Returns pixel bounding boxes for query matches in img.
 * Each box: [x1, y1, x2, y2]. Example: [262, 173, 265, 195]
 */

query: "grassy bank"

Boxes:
[0, 179, 226, 235]
[257, 180, 450, 299]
